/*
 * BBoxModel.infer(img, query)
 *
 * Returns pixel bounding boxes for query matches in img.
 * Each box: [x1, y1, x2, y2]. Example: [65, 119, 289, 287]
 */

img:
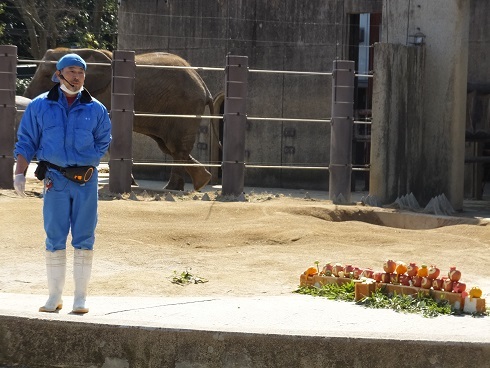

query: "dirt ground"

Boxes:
[1, 177, 489, 301]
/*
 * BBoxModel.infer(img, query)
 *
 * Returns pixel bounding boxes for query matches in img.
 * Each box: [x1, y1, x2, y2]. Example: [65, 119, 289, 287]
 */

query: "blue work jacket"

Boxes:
[15, 85, 112, 168]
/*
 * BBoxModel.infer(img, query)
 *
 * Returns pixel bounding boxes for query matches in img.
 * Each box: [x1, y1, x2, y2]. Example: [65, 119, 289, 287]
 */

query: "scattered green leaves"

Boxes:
[357, 288, 452, 318]
[294, 281, 355, 302]
[171, 269, 208, 286]
[293, 283, 476, 318]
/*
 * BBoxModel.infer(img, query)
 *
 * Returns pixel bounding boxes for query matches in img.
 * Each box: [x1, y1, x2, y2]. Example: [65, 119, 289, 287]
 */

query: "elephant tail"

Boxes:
[205, 87, 214, 116]
[204, 84, 223, 151]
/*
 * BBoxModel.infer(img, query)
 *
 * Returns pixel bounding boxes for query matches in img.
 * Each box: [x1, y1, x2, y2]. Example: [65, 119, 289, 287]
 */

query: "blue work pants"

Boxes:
[43, 170, 99, 252]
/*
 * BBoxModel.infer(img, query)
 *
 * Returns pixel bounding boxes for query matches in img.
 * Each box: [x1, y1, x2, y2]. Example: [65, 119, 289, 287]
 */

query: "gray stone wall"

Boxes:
[117, 0, 488, 195]
[463, 1, 490, 199]
[118, 0, 382, 189]
[466, 0, 490, 136]
[378, 0, 470, 209]
[468, 0, 490, 88]
[371, 43, 425, 205]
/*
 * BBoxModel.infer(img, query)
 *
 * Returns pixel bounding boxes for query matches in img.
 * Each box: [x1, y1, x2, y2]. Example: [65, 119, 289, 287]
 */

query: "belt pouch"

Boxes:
[34, 161, 48, 180]
[62, 166, 94, 184]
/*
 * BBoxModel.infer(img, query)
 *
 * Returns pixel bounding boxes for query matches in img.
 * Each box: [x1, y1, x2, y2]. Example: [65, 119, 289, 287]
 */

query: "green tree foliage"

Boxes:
[0, 3, 4, 36]
[0, 1, 32, 57]
[0, 0, 117, 59]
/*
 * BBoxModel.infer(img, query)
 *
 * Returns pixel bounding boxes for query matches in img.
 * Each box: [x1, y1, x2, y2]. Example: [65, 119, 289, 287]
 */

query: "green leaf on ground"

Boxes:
[171, 269, 208, 286]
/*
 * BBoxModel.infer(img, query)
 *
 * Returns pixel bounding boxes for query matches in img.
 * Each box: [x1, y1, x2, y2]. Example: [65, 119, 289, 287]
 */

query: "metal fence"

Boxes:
[4, 46, 372, 202]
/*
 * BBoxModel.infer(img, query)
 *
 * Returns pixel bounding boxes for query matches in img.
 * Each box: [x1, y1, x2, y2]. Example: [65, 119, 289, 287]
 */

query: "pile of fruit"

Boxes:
[304, 260, 483, 298]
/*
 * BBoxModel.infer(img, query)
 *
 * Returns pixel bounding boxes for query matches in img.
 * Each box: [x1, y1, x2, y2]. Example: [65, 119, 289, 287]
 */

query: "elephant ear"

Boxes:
[75, 49, 113, 95]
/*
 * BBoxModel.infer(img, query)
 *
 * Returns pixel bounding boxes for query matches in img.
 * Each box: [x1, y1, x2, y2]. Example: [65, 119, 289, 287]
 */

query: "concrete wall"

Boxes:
[118, 0, 382, 189]
[371, 43, 425, 205]
[468, 0, 490, 88]
[378, 0, 470, 209]
[1, 315, 488, 367]
[117, 0, 487, 197]
[464, 1, 490, 198]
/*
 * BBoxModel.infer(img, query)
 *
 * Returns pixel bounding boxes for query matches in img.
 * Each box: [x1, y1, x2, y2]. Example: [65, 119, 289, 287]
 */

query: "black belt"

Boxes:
[45, 161, 95, 184]
[45, 162, 65, 172]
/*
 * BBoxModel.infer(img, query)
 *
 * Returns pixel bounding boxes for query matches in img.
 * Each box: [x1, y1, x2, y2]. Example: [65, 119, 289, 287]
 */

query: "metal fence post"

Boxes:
[0, 45, 17, 189]
[222, 55, 248, 197]
[329, 60, 355, 203]
[109, 50, 136, 194]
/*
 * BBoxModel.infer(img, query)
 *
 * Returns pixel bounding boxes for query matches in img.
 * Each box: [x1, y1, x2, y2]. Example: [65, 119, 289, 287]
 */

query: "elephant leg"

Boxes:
[164, 166, 186, 191]
[164, 156, 211, 191]
[151, 137, 211, 192]
[148, 135, 185, 191]
[185, 155, 212, 191]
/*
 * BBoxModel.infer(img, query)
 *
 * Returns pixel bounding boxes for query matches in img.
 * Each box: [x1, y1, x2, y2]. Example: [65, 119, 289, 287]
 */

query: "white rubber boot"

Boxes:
[39, 249, 66, 312]
[72, 249, 93, 314]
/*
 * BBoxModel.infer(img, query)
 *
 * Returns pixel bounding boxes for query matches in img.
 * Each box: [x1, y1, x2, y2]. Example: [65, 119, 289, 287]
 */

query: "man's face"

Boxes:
[58, 66, 86, 92]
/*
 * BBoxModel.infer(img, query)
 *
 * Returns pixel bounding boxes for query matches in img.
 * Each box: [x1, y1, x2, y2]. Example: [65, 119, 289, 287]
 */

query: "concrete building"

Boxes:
[117, 0, 489, 204]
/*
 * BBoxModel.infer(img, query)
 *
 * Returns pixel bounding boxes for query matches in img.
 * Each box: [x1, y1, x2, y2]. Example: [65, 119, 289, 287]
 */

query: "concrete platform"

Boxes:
[1, 293, 489, 367]
[1, 165, 489, 367]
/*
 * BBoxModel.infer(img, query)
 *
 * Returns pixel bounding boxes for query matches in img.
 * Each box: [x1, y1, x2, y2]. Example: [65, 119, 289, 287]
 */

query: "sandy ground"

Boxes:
[1, 175, 489, 302]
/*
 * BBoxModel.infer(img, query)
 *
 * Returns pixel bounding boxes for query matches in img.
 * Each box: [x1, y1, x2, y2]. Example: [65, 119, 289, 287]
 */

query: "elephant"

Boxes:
[16, 95, 31, 132]
[23, 48, 213, 191]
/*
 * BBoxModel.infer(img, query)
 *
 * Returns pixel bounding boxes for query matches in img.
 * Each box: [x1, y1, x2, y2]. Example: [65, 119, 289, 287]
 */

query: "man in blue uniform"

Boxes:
[14, 54, 112, 314]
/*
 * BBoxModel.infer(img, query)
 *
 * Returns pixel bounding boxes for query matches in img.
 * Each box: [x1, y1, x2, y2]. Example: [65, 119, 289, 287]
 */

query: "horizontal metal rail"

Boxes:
[130, 161, 370, 171]
[129, 64, 224, 71]
[17, 58, 373, 78]
[133, 113, 219, 119]
[249, 68, 332, 76]
[17, 59, 111, 67]
[247, 116, 330, 123]
[16, 110, 371, 125]
[132, 112, 371, 124]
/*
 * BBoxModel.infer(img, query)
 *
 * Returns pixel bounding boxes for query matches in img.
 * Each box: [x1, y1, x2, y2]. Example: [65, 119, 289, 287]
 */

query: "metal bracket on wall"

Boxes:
[197, 142, 208, 150]
[283, 127, 296, 137]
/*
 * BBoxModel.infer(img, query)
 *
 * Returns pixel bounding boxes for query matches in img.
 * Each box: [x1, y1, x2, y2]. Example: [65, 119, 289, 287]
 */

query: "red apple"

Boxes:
[421, 277, 432, 289]
[428, 265, 440, 280]
[383, 259, 396, 273]
[452, 282, 466, 293]
[399, 274, 411, 286]
[322, 263, 334, 276]
[432, 278, 443, 291]
[448, 266, 461, 282]
[412, 275, 422, 287]
[441, 277, 452, 292]
[353, 267, 362, 279]
[381, 272, 391, 283]
[362, 269, 374, 279]
[344, 264, 354, 276]
[406, 262, 419, 277]
[373, 272, 383, 282]
[332, 263, 344, 277]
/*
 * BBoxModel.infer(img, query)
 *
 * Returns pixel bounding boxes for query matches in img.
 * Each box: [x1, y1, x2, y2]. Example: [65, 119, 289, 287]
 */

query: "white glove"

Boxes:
[14, 174, 26, 197]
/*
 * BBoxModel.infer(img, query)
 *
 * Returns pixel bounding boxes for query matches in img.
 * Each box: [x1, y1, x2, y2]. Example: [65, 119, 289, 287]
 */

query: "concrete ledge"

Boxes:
[1, 294, 489, 367]
[1, 315, 489, 368]
[374, 210, 489, 229]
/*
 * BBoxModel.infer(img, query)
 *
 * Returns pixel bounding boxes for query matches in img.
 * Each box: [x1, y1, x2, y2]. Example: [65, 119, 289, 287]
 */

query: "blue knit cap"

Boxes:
[51, 53, 87, 82]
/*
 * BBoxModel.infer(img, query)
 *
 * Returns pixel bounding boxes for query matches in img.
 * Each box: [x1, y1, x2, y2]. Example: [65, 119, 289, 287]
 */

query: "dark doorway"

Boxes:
[348, 12, 381, 191]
